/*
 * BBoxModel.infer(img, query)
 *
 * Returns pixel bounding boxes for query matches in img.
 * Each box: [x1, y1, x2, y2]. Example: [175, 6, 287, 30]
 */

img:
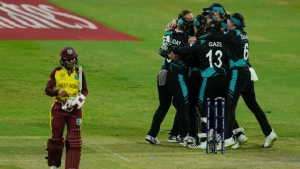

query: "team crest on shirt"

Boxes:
[60, 73, 65, 77]
[76, 118, 82, 125]
[74, 75, 79, 79]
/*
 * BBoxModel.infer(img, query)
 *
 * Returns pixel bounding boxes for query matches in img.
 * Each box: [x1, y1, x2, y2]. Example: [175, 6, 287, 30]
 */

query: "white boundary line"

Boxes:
[96, 145, 130, 162]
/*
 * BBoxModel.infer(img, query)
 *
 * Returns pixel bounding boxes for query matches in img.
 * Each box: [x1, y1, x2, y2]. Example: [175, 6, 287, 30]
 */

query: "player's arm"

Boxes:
[158, 31, 173, 58]
[188, 36, 197, 44]
[169, 42, 200, 57]
[45, 68, 68, 97]
[45, 69, 60, 97]
[165, 19, 177, 31]
[158, 48, 169, 58]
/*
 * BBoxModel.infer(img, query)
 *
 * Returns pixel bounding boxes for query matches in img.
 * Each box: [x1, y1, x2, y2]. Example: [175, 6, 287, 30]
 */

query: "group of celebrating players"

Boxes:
[145, 2, 278, 151]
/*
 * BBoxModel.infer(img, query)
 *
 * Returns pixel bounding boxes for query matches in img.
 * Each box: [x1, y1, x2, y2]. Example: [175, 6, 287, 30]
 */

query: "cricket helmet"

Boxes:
[60, 47, 77, 60]
[59, 47, 78, 67]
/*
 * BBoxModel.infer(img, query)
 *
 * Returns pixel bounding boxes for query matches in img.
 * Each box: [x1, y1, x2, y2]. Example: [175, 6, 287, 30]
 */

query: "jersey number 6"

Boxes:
[244, 43, 249, 60]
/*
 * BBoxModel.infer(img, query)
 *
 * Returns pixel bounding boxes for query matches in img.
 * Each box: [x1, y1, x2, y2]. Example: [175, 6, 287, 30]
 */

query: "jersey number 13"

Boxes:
[206, 50, 223, 68]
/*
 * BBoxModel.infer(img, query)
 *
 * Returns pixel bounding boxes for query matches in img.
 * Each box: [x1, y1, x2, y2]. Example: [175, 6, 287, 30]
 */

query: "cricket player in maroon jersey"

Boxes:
[45, 47, 88, 169]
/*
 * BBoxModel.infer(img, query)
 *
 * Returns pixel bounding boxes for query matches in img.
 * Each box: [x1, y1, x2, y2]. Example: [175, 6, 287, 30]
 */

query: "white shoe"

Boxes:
[145, 135, 160, 145]
[187, 136, 196, 144]
[167, 135, 180, 143]
[237, 134, 249, 144]
[231, 142, 241, 149]
[262, 130, 278, 148]
[199, 141, 207, 149]
[188, 141, 206, 149]
[232, 134, 247, 149]
[179, 135, 189, 146]
[188, 143, 201, 149]
[50, 166, 59, 169]
[217, 137, 236, 150]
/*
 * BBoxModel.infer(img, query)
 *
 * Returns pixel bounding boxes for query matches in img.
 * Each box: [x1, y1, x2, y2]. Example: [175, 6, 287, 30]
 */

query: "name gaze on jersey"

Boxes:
[209, 42, 222, 47]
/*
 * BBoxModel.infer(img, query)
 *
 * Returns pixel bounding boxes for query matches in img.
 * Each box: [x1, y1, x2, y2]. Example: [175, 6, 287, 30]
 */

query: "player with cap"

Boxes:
[201, 12, 277, 149]
[185, 4, 248, 148]
[45, 47, 88, 169]
[184, 14, 207, 144]
[146, 17, 191, 146]
[167, 20, 231, 148]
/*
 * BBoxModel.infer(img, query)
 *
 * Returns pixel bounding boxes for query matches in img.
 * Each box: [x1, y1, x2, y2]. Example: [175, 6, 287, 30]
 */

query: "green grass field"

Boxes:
[1, 0, 300, 168]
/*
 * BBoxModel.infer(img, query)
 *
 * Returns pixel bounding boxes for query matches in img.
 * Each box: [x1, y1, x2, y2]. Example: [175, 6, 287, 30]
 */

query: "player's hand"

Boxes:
[165, 19, 177, 31]
[58, 90, 69, 97]
[168, 52, 179, 60]
[158, 48, 169, 58]
[188, 36, 197, 44]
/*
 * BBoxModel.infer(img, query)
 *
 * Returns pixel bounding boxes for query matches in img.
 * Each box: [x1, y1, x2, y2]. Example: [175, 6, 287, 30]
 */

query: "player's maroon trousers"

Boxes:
[51, 103, 82, 138]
